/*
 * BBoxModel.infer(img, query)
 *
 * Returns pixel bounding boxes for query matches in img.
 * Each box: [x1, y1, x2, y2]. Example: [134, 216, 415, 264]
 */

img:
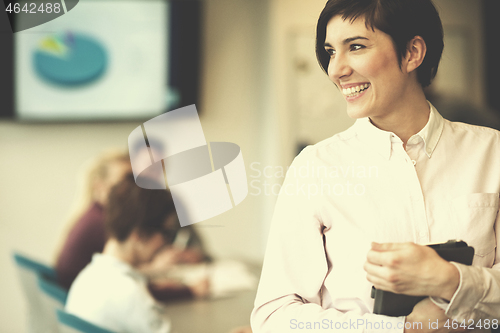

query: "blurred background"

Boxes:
[1, 0, 499, 331]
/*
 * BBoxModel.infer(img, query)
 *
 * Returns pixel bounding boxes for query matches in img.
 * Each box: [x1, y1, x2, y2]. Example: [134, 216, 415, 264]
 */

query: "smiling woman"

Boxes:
[315, 0, 442, 142]
[251, 0, 500, 333]
[324, 14, 417, 122]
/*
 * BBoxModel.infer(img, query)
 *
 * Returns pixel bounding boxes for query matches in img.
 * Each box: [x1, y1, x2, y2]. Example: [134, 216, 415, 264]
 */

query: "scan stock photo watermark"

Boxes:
[249, 161, 379, 198]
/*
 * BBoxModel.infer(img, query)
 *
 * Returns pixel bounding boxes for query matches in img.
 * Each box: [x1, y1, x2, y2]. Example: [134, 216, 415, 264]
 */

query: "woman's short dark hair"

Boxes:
[105, 173, 177, 242]
[316, 0, 444, 87]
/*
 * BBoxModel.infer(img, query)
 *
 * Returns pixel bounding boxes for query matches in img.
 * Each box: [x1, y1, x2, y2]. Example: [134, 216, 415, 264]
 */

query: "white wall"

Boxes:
[269, 0, 339, 163]
[195, 0, 271, 263]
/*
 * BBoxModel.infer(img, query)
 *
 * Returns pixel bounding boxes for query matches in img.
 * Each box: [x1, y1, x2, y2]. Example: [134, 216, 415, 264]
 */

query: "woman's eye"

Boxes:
[350, 44, 364, 51]
[325, 48, 336, 56]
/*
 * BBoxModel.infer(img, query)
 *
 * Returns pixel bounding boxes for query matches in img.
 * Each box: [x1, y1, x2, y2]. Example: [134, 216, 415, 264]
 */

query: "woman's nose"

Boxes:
[328, 54, 352, 82]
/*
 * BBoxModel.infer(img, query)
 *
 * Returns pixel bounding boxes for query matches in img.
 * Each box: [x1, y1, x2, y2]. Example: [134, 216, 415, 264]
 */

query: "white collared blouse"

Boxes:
[251, 103, 500, 333]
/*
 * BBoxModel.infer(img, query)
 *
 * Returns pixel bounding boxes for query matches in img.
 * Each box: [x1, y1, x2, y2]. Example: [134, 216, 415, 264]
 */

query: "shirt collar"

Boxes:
[354, 116, 394, 160]
[353, 101, 444, 160]
[413, 102, 444, 158]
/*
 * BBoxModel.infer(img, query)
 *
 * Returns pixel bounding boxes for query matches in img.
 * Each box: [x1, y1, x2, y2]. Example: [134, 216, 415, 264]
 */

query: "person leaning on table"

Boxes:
[65, 174, 209, 333]
[251, 0, 500, 332]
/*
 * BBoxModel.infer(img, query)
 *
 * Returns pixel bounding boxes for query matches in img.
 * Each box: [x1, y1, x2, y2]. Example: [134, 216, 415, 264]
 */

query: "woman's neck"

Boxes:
[368, 86, 430, 148]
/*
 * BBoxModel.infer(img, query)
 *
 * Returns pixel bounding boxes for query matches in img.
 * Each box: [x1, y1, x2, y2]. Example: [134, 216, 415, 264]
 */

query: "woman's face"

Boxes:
[324, 15, 413, 121]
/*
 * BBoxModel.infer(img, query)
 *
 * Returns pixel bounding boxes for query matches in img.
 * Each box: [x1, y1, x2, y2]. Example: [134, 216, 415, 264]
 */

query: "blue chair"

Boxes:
[13, 252, 59, 333]
[56, 309, 117, 333]
[38, 273, 68, 305]
[38, 273, 68, 333]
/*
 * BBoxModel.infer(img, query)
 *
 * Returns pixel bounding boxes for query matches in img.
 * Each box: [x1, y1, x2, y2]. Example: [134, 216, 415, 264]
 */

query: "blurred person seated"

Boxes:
[55, 147, 209, 297]
[65, 174, 209, 333]
[138, 206, 210, 301]
[55, 149, 131, 290]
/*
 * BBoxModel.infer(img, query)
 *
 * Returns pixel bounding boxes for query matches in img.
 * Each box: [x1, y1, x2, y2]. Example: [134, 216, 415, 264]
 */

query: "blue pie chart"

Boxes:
[34, 33, 108, 86]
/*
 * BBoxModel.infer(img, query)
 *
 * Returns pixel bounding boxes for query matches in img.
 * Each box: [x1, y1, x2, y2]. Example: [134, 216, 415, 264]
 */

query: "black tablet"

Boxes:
[372, 240, 474, 317]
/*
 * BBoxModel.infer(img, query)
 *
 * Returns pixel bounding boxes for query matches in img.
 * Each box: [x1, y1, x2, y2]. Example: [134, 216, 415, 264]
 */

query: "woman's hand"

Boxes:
[176, 248, 205, 264]
[137, 247, 181, 277]
[148, 277, 210, 299]
[405, 298, 468, 333]
[139, 247, 205, 277]
[187, 277, 210, 298]
[363, 242, 460, 300]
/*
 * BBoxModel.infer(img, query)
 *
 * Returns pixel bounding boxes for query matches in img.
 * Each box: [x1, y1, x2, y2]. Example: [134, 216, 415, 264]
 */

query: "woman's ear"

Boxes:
[405, 36, 427, 73]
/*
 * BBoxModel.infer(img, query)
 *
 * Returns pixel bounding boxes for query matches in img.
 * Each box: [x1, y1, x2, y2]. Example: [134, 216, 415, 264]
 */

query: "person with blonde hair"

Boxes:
[55, 147, 210, 299]
[55, 149, 131, 290]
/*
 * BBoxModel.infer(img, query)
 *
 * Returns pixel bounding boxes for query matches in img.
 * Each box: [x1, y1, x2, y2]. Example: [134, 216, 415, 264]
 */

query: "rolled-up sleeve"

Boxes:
[441, 207, 500, 321]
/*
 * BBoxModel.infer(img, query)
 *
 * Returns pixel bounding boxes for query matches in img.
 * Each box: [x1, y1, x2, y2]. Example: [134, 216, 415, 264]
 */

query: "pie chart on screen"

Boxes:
[34, 32, 108, 86]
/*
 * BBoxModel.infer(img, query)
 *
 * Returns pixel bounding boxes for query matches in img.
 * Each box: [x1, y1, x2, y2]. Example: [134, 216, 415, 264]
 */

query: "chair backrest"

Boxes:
[56, 309, 117, 333]
[38, 273, 68, 305]
[13, 252, 59, 333]
[13, 252, 57, 301]
[38, 273, 69, 333]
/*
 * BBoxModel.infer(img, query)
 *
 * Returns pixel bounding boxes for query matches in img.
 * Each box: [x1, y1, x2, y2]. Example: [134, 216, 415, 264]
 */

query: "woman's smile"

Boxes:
[341, 83, 371, 101]
[324, 15, 415, 122]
